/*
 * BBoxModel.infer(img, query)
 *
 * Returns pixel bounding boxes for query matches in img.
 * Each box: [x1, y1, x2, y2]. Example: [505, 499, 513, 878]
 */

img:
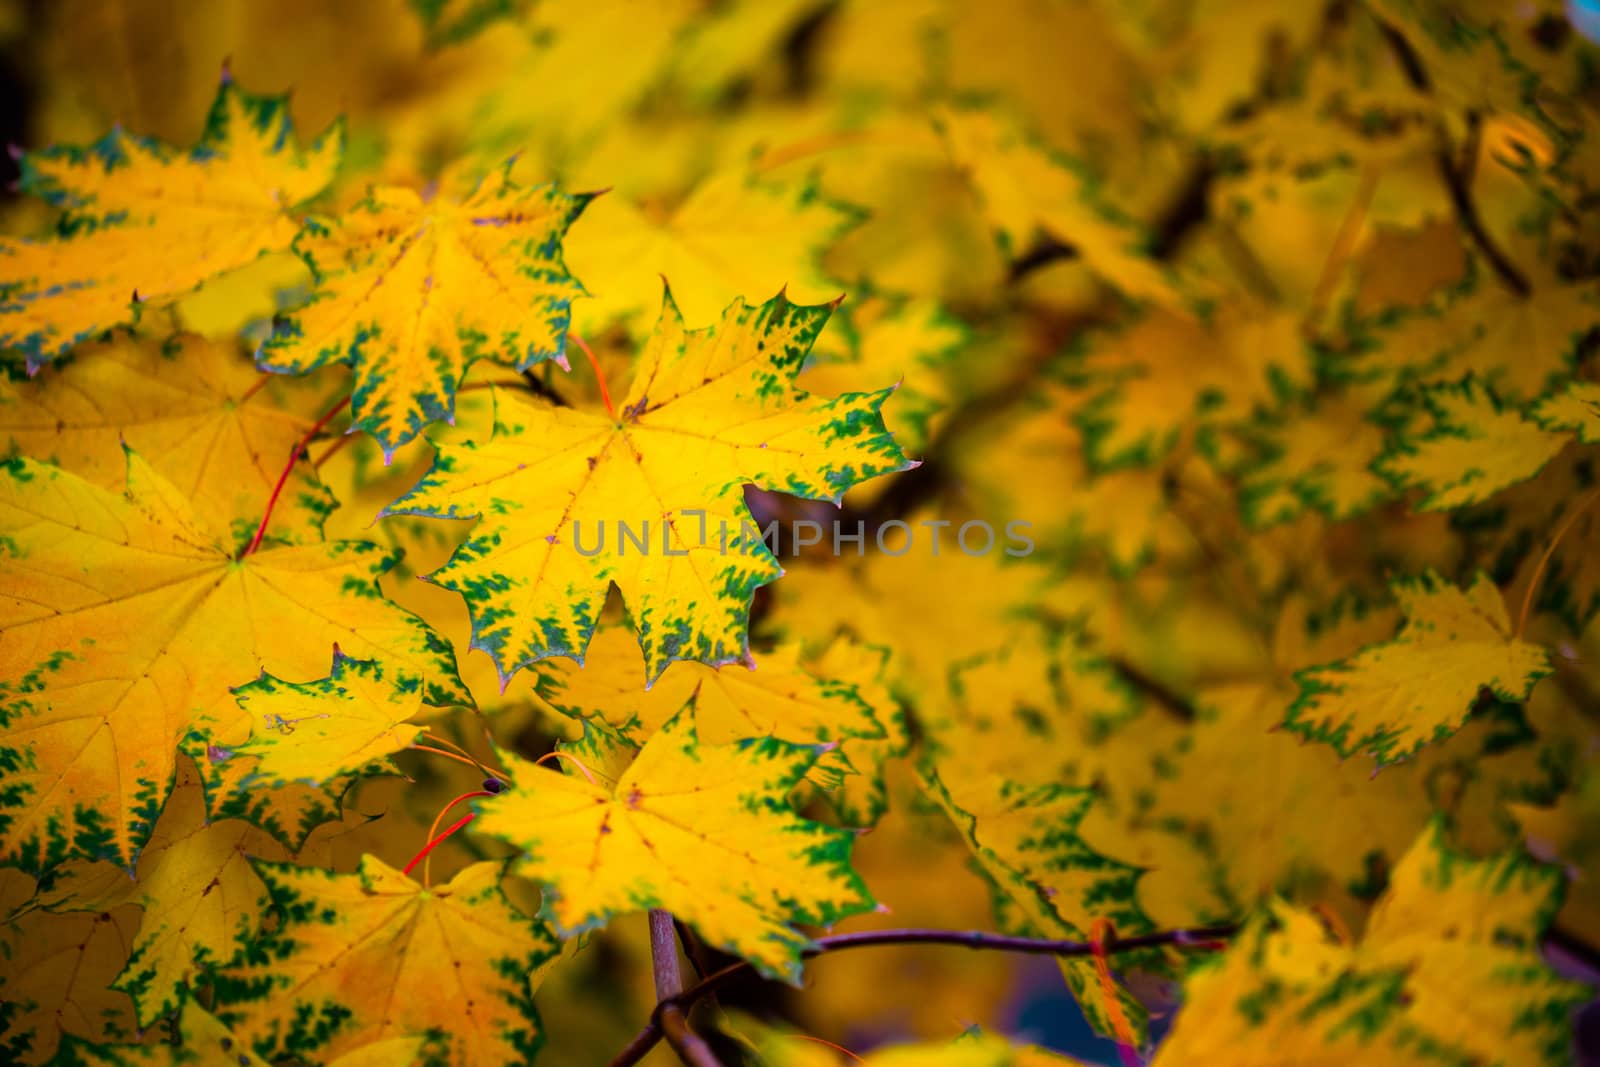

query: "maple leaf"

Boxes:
[937, 107, 1180, 306]
[0, 333, 338, 549]
[213, 652, 429, 789]
[0, 453, 463, 872]
[1072, 302, 1311, 469]
[0, 878, 140, 1064]
[534, 623, 885, 742]
[1286, 572, 1550, 766]
[474, 709, 874, 982]
[1531, 379, 1600, 443]
[57, 1001, 431, 1067]
[1377, 378, 1569, 511]
[534, 625, 902, 826]
[919, 769, 1152, 1042]
[258, 172, 591, 458]
[564, 170, 857, 333]
[218, 857, 553, 1066]
[387, 290, 913, 684]
[110, 759, 286, 1027]
[0, 77, 342, 369]
[1154, 825, 1587, 1066]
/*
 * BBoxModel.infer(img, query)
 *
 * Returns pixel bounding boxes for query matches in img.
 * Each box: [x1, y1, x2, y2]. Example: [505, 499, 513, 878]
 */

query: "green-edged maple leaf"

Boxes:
[474, 709, 873, 982]
[800, 297, 965, 459]
[1149, 904, 1405, 1066]
[732, 1008, 1090, 1066]
[386, 289, 913, 684]
[1531, 380, 1600, 444]
[533, 622, 885, 741]
[212, 652, 429, 789]
[936, 106, 1180, 306]
[919, 769, 1152, 1042]
[218, 857, 552, 1067]
[1376, 378, 1568, 510]
[0, 453, 463, 872]
[57, 1001, 430, 1067]
[1359, 823, 1586, 1065]
[564, 170, 857, 333]
[1154, 825, 1587, 1066]
[258, 172, 591, 458]
[111, 760, 285, 1026]
[0, 333, 338, 549]
[0, 76, 342, 369]
[1235, 387, 1397, 526]
[1286, 572, 1549, 766]
[533, 625, 897, 826]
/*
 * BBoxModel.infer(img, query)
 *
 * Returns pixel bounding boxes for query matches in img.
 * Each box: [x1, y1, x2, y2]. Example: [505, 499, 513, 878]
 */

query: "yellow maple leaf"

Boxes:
[258, 174, 590, 458]
[1287, 571, 1550, 765]
[222, 857, 555, 1067]
[0, 332, 338, 547]
[531, 624, 896, 822]
[1531, 379, 1600, 443]
[1378, 377, 1569, 511]
[217, 651, 428, 787]
[919, 769, 1151, 1042]
[564, 170, 856, 333]
[0, 453, 463, 871]
[474, 709, 873, 982]
[0, 884, 140, 1064]
[112, 758, 286, 1026]
[0, 77, 342, 369]
[937, 107, 1181, 306]
[386, 290, 912, 684]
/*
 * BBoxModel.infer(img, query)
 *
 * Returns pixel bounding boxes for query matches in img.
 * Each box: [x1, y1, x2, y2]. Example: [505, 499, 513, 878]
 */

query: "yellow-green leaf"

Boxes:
[1377, 378, 1568, 511]
[0, 78, 342, 369]
[1287, 571, 1550, 765]
[0, 453, 463, 871]
[475, 709, 873, 982]
[259, 175, 590, 458]
[387, 290, 912, 684]
[221, 857, 554, 1067]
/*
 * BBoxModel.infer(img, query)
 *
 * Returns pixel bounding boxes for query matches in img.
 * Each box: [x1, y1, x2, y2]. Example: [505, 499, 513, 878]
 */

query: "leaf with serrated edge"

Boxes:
[259, 174, 589, 458]
[1286, 572, 1549, 765]
[0, 77, 342, 369]
[0, 453, 463, 872]
[219, 858, 552, 1067]
[1377, 378, 1568, 511]
[386, 289, 913, 684]
[475, 708, 873, 982]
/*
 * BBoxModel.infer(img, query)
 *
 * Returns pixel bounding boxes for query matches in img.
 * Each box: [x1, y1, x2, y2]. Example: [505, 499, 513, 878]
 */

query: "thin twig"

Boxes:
[607, 925, 1237, 1067]
[1516, 484, 1600, 640]
[650, 910, 722, 1065]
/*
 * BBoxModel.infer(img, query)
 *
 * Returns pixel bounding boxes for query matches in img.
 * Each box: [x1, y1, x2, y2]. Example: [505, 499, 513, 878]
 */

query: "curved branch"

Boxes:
[607, 924, 1237, 1067]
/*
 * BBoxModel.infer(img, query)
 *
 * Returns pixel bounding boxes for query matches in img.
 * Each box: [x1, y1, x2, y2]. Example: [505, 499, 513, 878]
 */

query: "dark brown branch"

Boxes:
[607, 924, 1237, 1067]
[1377, 19, 1531, 297]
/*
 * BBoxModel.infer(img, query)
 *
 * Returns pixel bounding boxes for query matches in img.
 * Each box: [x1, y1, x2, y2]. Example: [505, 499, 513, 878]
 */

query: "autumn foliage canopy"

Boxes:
[1, 1, 1599, 1065]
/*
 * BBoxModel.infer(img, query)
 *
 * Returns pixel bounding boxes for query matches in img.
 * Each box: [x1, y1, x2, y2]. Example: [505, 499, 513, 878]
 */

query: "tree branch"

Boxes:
[649, 909, 723, 1066]
[607, 924, 1237, 1067]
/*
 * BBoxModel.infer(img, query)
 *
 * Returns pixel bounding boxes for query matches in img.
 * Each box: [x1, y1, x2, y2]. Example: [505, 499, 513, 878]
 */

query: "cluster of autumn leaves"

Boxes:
[2, 0, 1600, 1064]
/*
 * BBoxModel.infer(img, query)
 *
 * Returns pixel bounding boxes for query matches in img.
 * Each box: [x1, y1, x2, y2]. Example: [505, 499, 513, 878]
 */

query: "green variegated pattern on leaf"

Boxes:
[259, 175, 591, 458]
[0, 79, 342, 369]
[1376, 378, 1568, 511]
[218, 858, 553, 1067]
[1531, 380, 1600, 443]
[387, 290, 913, 684]
[1287, 572, 1549, 766]
[218, 652, 428, 787]
[474, 709, 873, 983]
[0, 453, 463, 873]
[1154, 826, 1586, 1066]
[918, 769, 1153, 1043]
